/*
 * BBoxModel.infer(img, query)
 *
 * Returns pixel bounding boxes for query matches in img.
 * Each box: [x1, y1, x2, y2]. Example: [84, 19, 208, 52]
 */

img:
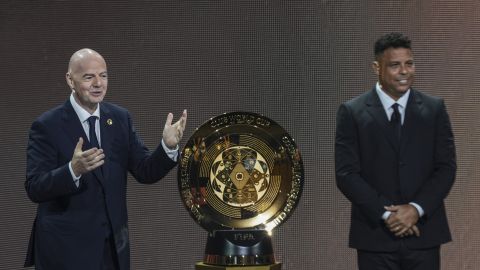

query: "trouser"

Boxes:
[102, 237, 120, 270]
[357, 242, 440, 270]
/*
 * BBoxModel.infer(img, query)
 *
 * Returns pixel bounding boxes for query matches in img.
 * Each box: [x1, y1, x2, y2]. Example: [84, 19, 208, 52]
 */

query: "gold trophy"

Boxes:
[178, 112, 304, 270]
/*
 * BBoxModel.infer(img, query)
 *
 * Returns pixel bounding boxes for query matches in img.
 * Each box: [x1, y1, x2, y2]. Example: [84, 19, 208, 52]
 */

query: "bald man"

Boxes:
[25, 49, 187, 270]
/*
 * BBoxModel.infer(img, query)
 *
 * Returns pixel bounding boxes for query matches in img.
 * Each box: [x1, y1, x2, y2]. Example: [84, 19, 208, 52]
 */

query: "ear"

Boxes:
[66, 73, 74, 89]
[372, 61, 380, 76]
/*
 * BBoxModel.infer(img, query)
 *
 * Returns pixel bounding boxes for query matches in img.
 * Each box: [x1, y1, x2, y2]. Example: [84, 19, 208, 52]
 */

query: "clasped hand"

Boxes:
[384, 204, 421, 238]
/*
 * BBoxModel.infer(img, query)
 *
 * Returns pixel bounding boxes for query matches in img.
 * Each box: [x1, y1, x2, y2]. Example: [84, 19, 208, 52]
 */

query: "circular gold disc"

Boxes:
[178, 112, 304, 232]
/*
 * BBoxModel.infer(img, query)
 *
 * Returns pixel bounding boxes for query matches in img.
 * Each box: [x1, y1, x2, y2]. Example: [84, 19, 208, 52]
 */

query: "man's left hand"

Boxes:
[384, 204, 419, 237]
[162, 109, 187, 149]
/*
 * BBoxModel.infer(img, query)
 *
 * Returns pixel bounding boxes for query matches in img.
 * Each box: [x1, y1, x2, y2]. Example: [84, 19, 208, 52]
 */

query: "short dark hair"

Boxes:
[374, 32, 411, 58]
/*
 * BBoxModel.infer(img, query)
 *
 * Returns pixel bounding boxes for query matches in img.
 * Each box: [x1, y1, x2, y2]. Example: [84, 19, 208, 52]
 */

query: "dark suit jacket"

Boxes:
[335, 88, 456, 252]
[25, 100, 177, 270]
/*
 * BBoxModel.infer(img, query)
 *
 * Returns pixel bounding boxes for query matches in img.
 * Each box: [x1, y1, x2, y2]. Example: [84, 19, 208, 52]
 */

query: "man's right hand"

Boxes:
[71, 137, 105, 176]
[385, 207, 421, 238]
[397, 224, 421, 238]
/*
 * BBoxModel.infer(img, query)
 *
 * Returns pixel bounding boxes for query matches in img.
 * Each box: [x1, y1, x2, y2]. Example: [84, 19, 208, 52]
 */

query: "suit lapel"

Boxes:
[365, 89, 400, 151]
[400, 90, 423, 155]
[99, 104, 113, 184]
[61, 101, 89, 150]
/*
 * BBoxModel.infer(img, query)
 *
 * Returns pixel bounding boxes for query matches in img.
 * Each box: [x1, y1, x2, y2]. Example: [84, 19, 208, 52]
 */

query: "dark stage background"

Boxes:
[1, 1, 480, 269]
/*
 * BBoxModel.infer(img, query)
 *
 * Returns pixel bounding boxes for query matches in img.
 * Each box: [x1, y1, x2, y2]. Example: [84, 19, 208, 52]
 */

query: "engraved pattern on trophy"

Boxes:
[209, 146, 270, 207]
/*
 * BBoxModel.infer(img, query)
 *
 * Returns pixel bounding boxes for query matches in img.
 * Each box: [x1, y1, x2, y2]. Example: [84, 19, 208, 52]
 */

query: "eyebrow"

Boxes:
[82, 71, 107, 78]
[388, 59, 413, 64]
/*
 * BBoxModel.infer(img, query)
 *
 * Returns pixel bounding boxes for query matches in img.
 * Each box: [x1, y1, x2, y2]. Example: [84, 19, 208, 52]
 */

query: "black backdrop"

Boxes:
[1, 1, 480, 269]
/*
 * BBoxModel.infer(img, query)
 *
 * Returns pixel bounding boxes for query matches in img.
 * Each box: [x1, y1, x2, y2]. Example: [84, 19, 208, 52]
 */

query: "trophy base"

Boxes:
[203, 230, 275, 266]
[196, 262, 282, 270]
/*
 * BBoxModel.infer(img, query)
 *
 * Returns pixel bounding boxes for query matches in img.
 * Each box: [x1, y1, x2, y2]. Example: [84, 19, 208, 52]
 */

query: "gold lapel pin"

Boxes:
[107, 119, 113, 125]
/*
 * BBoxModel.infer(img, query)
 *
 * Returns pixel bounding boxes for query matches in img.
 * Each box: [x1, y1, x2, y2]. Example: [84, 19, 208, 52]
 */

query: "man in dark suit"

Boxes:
[335, 33, 456, 269]
[25, 48, 187, 270]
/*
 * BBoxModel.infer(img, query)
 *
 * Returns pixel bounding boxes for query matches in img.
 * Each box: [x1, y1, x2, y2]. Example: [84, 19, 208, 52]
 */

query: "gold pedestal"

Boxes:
[195, 262, 282, 270]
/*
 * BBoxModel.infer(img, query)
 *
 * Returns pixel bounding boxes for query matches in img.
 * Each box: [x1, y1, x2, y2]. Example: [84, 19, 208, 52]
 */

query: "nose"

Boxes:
[92, 75, 102, 87]
[399, 64, 408, 74]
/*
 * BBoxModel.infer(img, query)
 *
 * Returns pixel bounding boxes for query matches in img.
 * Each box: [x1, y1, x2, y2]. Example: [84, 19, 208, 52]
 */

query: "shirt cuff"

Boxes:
[409, 202, 424, 217]
[69, 161, 81, 188]
[161, 140, 179, 162]
[382, 211, 392, 220]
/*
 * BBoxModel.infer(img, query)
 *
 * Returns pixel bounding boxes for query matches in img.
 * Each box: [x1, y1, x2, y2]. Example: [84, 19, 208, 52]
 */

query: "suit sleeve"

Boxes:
[335, 103, 393, 227]
[25, 120, 79, 203]
[413, 99, 456, 218]
[125, 112, 177, 184]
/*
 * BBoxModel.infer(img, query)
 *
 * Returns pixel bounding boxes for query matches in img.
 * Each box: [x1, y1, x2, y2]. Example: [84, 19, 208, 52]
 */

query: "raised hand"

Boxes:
[71, 137, 105, 176]
[162, 109, 187, 149]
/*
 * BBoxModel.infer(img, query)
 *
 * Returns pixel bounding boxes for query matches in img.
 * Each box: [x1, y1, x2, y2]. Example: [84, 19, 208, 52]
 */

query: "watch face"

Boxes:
[178, 112, 304, 232]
